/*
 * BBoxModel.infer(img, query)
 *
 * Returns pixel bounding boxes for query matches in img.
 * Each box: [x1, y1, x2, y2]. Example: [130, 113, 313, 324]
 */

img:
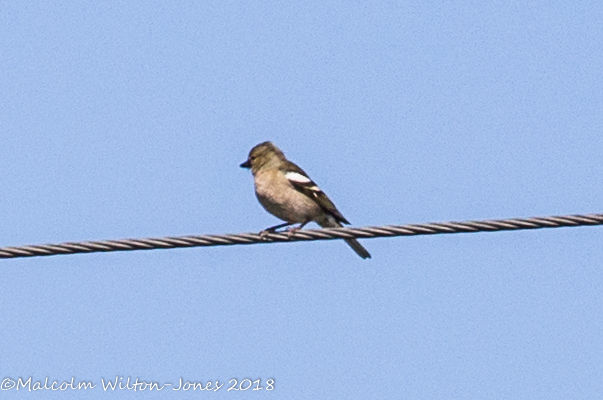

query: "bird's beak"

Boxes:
[240, 159, 251, 169]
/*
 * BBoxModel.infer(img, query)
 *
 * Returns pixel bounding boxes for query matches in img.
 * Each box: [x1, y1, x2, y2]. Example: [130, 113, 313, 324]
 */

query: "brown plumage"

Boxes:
[241, 141, 371, 259]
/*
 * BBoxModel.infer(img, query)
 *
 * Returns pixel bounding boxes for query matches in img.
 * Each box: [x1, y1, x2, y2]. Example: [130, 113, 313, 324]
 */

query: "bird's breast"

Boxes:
[254, 170, 320, 223]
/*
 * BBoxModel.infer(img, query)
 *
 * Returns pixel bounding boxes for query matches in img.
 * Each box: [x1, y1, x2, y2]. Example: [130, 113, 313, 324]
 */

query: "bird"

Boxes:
[240, 141, 371, 259]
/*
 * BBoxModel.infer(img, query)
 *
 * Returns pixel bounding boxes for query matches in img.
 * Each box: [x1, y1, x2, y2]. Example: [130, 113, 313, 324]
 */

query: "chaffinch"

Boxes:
[241, 141, 371, 259]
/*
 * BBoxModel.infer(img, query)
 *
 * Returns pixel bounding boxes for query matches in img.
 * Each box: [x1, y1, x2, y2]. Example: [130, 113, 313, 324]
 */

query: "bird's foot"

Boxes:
[286, 227, 300, 239]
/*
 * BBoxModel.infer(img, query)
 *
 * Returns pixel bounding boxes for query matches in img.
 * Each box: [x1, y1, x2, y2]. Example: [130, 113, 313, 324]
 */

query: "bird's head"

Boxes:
[240, 141, 286, 173]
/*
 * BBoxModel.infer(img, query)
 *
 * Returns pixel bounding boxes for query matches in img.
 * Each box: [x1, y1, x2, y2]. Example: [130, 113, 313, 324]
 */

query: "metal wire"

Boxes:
[1, 213, 601, 259]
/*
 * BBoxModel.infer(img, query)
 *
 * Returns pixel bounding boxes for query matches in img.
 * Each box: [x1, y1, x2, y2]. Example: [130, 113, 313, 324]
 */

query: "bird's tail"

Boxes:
[344, 238, 371, 259]
[319, 218, 371, 259]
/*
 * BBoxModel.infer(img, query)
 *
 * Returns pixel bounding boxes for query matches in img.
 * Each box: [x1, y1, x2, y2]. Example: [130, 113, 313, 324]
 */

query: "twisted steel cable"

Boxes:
[1, 213, 601, 259]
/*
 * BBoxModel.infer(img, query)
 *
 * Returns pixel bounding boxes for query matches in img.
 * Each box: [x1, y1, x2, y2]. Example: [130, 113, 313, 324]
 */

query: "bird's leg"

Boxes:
[264, 222, 294, 232]
[260, 222, 294, 239]
[287, 219, 311, 239]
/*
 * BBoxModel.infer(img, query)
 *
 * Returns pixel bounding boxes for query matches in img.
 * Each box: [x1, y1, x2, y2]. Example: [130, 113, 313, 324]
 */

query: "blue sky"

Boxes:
[1, 1, 602, 398]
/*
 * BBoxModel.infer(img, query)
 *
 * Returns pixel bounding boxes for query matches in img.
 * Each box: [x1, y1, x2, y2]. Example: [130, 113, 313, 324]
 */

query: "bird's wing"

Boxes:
[283, 161, 350, 225]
